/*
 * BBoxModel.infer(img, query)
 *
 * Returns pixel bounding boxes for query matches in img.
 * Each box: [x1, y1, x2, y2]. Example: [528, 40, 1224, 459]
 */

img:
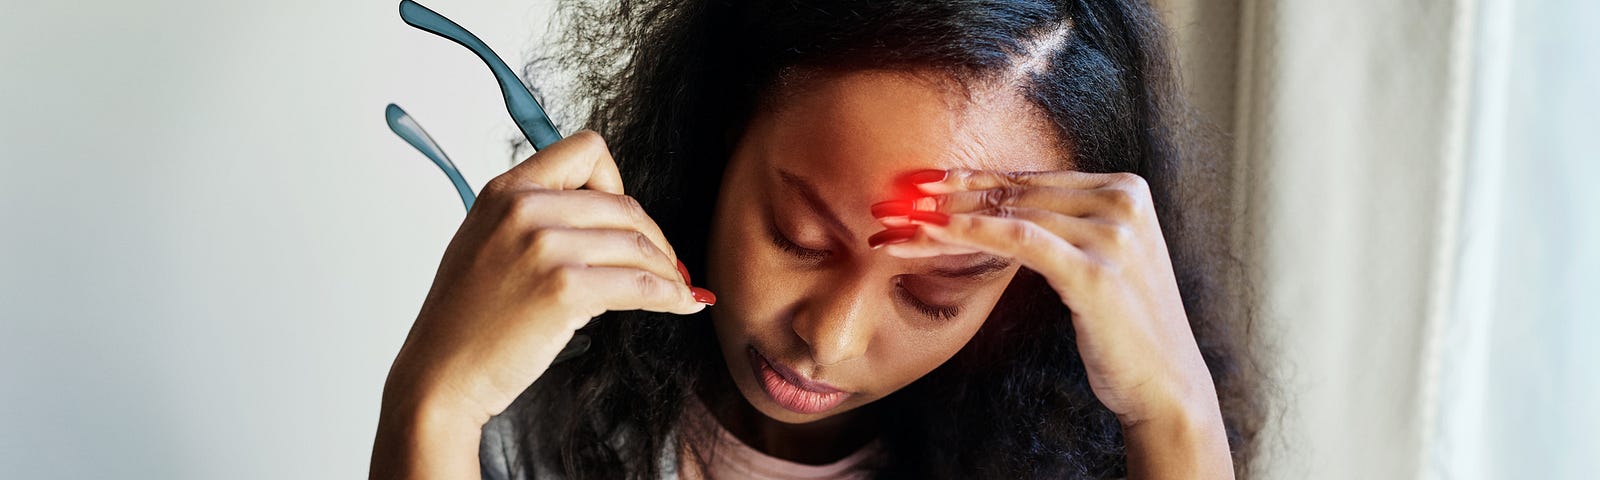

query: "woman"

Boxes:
[371, 0, 1264, 478]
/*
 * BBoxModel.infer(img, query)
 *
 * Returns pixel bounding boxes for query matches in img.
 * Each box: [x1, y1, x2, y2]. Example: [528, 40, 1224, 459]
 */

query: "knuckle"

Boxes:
[1103, 223, 1133, 247]
[481, 176, 509, 197]
[1080, 260, 1109, 284]
[567, 130, 614, 162]
[980, 187, 1019, 209]
[952, 168, 979, 188]
[482, 173, 528, 201]
[1006, 220, 1039, 248]
[1113, 172, 1150, 191]
[977, 190, 1001, 209]
[615, 194, 646, 224]
[1101, 188, 1139, 217]
[631, 230, 658, 258]
[568, 129, 608, 151]
[632, 269, 663, 298]
[1079, 258, 1122, 285]
[525, 227, 558, 259]
[1004, 170, 1040, 186]
[1000, 186, 1026, 205]
[544, 265, 583, 305]
[502, 190, 541, 222]
[1001, 171, 1025, 185]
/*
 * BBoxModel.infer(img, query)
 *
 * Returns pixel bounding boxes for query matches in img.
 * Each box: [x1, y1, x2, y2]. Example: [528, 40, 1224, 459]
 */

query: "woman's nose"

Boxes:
[790, 279, 875, 367]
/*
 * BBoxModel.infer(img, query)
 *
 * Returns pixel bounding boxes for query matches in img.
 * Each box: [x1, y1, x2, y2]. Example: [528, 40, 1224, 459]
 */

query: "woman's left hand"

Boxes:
[870, 168, 1225, 439]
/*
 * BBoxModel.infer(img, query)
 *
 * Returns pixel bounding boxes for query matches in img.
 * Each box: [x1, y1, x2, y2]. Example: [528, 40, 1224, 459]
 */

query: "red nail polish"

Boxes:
[676, 259, 691, 284]
[691, 287, 717, 305]
[907, 211, 949, 226]
[871, 200, 915, 218]
[868, 227, 919, 248]
[906, 169, 947, 185]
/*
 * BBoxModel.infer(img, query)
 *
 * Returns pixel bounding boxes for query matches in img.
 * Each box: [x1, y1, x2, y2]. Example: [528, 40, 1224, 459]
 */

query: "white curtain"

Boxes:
[1426, 0, 1600, 478]
[1157, 0, 1600, 478]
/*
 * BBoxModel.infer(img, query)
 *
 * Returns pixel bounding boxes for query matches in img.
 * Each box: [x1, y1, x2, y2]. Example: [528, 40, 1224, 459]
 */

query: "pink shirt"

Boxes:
[676, 398, 882, 480]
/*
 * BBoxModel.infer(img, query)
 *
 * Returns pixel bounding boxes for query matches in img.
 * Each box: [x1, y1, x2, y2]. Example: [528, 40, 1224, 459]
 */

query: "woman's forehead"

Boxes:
[753, 69, 1066, 194]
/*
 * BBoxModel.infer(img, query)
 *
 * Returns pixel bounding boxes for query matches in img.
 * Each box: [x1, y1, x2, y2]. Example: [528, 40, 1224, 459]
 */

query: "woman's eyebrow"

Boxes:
[775, 167, 1015, 278]
[924, 256, 1014, 280]
[775, 168, 855, 236]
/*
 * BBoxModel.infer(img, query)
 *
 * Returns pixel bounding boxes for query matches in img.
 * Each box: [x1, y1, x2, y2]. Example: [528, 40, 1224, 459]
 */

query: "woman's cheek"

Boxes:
[862, 321, 974, 392]
[708, 224, 792, 338]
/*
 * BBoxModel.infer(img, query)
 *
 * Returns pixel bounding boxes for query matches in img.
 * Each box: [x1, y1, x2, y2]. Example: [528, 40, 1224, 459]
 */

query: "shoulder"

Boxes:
[477, 389, 685, 479]
[479, 390, 562, 480]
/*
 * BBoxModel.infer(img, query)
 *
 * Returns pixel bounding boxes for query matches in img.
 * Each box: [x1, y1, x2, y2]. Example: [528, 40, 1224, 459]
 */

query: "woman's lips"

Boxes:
[746, 346, 850, 415]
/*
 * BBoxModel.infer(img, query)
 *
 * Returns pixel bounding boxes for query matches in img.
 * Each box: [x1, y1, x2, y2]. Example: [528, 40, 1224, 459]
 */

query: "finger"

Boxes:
[867, 226, 983, 257]
[489, 130, 626, 195]
[524, 228, 687, 288]
[871, 186, 1115, 220]
[890, 211, 1097, 301]
[947, 207, 1122, 249]
[558, 265, 711, 318]
[908, 168, 1129, 195]
[502, 189, 678, 262]
[875, 207, 1111, 258]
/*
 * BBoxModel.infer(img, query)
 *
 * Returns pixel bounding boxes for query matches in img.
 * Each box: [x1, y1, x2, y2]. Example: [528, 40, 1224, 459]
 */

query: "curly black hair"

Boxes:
[506, 0, 1265, 478]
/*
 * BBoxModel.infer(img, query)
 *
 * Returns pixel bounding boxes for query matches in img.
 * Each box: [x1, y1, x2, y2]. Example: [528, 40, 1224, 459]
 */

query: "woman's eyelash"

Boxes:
[896, 285, 962, 321]
[766, 221, 831, 261]
[767, 218, 959, 321]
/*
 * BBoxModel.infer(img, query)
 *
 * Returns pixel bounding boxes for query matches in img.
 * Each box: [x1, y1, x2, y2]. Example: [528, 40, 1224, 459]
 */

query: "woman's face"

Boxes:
[705, 70, 1067, 424]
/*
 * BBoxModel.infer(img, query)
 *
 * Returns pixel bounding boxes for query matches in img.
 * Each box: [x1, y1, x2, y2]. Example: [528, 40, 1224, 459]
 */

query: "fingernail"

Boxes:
[690, 287, 717, 305]
[870, 199, 914, 218]
[906, 169, 947, 185]
[907, 211, 949, 226]
[676, 259, 691, 284]
[876, 215, 914, 228]
[868, 227, 919, 248]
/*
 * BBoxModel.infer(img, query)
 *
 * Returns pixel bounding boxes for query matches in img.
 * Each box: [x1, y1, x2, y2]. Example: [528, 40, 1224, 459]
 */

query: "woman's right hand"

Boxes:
[373, 131, 715, 476]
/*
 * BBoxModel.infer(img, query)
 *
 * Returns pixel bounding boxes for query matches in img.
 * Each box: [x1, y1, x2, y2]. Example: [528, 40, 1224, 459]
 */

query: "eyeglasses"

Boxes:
[386, 0, 590, 363]
[386, 0, 563, 210]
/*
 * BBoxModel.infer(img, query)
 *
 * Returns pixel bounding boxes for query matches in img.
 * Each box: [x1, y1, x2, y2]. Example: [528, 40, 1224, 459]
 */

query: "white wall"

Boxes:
[8, 1, 1594, 479]
[1, 1, 554, 477]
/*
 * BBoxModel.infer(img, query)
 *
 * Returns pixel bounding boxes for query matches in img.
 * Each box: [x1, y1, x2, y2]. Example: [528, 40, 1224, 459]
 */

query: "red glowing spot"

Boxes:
[885, 168, 946, 211]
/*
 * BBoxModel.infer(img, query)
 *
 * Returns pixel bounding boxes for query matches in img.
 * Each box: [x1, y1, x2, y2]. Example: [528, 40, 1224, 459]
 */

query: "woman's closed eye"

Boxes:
[767, 215, 964, 321]
[766, 217, 831, 262]
[895, 282, 962, 320]
[889, 275, 960, 320]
